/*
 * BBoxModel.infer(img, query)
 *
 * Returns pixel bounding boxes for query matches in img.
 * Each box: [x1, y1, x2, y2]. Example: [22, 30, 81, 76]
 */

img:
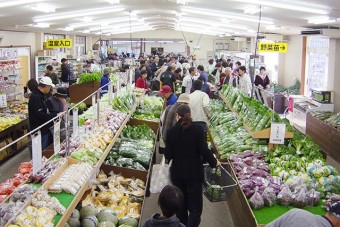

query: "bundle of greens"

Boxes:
[121, 124, 155, 141]
[78, 71, 102, 84]
[132, 96, 163, 122]
[271, 79, 301, 95]
[112, 92, 135, 113]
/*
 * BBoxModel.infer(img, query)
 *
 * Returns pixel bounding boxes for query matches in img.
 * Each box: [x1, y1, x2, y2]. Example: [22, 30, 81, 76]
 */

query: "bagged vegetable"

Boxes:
[262, 187, 276, 207]
[277, 184, 292, 206]
[249, 190, 264, 210]
[306, 188, 320, 206]
[292, 189, 307, 208]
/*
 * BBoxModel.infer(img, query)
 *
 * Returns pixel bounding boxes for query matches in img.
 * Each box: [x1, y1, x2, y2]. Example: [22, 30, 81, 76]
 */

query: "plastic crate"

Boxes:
[203, 164, 237, 202]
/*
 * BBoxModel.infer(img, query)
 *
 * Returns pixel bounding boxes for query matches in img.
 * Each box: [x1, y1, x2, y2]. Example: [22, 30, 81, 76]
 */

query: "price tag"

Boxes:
[129, 69, 134, 85]
[269, 123, 286, 144]
[53, 118, 61, 154]
[73, 107, 78, 137]
[108, 82, 113, 102]
[31, 131, 42, 175]
[92, 94, 96, 122]
[0, 94, 7, 108]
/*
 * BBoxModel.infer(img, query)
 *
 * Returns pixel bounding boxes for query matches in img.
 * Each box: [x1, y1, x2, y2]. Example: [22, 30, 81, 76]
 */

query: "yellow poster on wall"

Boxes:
[46, 38, 72, 48]
[257, 42, 288, 53]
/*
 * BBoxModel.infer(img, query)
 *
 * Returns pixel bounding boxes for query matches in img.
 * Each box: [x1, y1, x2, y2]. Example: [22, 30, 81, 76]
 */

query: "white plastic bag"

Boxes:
[150, 156, 171, 193]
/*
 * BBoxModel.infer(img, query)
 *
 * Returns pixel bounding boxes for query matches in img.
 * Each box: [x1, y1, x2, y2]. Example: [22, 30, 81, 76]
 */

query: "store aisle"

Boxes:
[141, 192, 235, 227]
[0, 149, 30, 182]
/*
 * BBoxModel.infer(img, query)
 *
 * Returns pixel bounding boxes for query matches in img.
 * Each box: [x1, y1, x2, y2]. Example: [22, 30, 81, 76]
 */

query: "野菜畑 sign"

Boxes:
[257, 42, 288, 53]
[46, 38, 72, 48]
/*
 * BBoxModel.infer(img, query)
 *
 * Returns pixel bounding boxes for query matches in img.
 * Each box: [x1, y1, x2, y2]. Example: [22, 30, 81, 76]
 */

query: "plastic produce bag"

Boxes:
[277, 184, 293, 206]
[262, 187, 276, 207]
[150, 157, 171, 193]
[306, 188, 320, 206]
[292, 189, 307, 208]
[249, 190, 264, 210]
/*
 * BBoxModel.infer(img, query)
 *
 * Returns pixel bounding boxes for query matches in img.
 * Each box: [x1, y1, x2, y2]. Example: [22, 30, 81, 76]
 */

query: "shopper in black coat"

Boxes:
[165, 105, 219, 227]
[28, 77, 57, 150]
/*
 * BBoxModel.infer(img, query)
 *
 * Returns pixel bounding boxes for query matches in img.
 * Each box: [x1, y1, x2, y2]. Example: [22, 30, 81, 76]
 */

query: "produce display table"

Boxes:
[0, 118, 29, 162]
[218, 92, 293, 140]
[306, 112, 340, 163]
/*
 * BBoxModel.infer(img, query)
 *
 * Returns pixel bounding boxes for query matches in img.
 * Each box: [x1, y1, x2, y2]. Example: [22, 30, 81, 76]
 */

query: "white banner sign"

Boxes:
[73, 107, 78, 137]
[270, 123, 286, 144]
[31, 131, 42, 175]
[53, 118, 61, 154]
[0, 94, 7, 108]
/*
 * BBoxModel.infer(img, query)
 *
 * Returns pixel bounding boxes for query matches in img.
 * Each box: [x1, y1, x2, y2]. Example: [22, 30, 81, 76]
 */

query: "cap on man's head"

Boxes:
[103, 68, 111, 76]
[329, 201, 340, 218]
[158, 85, 172, 96]
[177, 94, 190, 104]
[55, 87, 68, 98]
[40, 77, 55, 88]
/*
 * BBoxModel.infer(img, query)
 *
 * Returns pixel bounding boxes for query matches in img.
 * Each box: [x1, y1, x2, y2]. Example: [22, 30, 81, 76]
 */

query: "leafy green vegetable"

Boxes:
[78, 71, 102, 84]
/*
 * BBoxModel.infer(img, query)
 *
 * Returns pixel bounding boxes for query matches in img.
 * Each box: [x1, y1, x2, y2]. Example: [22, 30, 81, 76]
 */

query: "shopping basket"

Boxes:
[203, 164, 237, 202]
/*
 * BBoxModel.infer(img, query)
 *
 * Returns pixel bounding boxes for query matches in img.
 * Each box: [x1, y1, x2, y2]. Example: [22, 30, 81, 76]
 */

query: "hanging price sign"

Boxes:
[0, 94, 7, 108]
[270, 123, 286, 144]
[53, 118, 61, 154]
[73, 108, 78, 137]
[31, 131, 42, 175]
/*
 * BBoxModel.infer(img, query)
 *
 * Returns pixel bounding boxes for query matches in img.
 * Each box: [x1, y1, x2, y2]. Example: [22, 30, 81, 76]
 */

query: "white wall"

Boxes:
[327, 39, 340, 112]
[279, 35, 303, 87]
[144, 42, 186, 55]
[0, 30, 37, 77]
[92, 29, 245, 65]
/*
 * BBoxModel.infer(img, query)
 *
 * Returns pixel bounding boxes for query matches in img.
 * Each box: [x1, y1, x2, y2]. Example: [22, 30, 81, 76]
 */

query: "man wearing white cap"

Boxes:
[28, 77, 57, 150]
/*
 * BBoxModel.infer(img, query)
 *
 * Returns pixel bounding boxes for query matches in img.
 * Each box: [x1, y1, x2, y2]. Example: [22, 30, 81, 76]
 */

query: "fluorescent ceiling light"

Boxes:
[182, 7, 273, 24]
[60, 27, 74, 31]
[179, 17, 248, 30]
[234, 0, 329, 15]
[34, 6, 124, 22]
[106, 0, 120, 4]
[80, 17, 93, 22]
[175, 28, 220, 36]
[32, 23, 50, 28]
[176, 22, 234, 33]
[247, 29, 257, 33]
[69, 17, 137, 28]
[101, 26, 153, 34]
[175, 25, 224, 35]
[177, 0, 188, 5]
[29, 3, 55, 13]
[0, 0, 43, 8]
[244, 5, 261, 14]
[308, 16, 339, 24]
[87, 22, 149, 32]
[82, 30, 90, 33]
[266, 25, 280, 30]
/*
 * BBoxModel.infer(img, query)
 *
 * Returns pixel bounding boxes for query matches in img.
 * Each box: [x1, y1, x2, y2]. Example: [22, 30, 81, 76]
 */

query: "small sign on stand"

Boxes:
[53, 117, 61, 154]
[73, 107, 78, 137]
[108, 82, 113, 103]
[31, 131, 42, 175]
[0, 94, 7, 108]
[270, 123, 286, 144]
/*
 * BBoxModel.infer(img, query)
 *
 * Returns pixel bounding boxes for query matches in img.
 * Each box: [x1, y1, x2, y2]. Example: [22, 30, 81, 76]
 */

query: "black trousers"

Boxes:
[172, 179, 203, 227]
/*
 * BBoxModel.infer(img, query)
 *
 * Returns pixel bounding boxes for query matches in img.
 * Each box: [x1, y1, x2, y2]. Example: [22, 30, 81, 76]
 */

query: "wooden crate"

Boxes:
[128, 118, 160, 135]
[69, 81, 100, 105]
[306, 113, 340, 163]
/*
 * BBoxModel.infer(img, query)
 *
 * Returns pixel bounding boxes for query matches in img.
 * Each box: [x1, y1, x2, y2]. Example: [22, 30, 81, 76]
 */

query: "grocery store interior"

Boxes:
[1, 0, 340, 226]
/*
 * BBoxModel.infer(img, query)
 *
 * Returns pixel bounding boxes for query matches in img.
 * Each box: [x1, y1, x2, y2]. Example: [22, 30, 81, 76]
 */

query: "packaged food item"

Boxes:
[249, 190, 264, 210]
[262, 187, 276, 207]
[277, 184, 293, 207]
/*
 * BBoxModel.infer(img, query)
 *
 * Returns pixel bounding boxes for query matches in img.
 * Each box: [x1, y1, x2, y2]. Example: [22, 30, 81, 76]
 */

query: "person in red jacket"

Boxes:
[135, 69, 150, 90]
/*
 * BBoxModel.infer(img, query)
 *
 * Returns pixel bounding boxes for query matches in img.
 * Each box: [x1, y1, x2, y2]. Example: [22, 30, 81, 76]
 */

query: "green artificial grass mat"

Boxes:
[253, 202, 325, 225]
[51, 192, 75, 225]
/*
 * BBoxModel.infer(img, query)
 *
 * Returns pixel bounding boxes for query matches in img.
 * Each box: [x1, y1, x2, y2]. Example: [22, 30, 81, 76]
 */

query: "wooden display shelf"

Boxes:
[306, 113, 340, 163]
[54, 101, 137, 226]
[219, 92, 293, 140]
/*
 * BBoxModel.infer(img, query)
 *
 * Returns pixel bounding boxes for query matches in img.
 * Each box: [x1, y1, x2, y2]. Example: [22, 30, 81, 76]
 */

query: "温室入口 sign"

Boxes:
[46, 38, 72, 48]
